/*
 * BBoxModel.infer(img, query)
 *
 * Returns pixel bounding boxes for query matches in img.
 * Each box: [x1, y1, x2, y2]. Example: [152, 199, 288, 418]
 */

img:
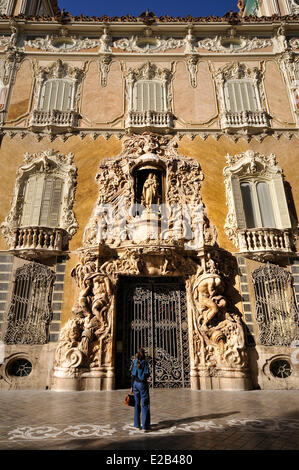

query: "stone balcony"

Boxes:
[237, 228, 293, 255]
[12, 226, 68, 257]
[29, 109, 80, 132]
[125, 110, 174, 132]
[221, 110, 270, 133]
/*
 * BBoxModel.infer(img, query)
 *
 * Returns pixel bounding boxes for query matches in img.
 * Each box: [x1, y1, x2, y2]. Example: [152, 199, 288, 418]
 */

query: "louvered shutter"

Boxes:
[39, 81, 51, 111]
[48, 178, 63, 227]
[134, 81, 164, 112]
[271, 176, 292, 229]
[30, 175, 44, 225]
[63, 82, 73, 111]
[231, 177, 247, 229]
[245, 81, 258, 111]
[21, 176, 37, 226]
[21, 174, 44, 226]
[256, 181, 276, 228]
[39, 177, 63, 227]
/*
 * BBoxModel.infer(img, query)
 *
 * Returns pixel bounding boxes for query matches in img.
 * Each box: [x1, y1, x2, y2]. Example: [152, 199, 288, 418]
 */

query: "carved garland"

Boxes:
[1, 149, 78, 248]
[198, 36, 272, 53]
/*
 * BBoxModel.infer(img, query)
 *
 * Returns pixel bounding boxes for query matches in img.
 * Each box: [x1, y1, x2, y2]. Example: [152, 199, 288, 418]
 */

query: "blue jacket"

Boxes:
[132, 359, 150, 383]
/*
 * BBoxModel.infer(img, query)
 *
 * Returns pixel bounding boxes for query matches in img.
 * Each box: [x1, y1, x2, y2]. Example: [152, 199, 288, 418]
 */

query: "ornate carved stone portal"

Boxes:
[52, 133, 250, 391]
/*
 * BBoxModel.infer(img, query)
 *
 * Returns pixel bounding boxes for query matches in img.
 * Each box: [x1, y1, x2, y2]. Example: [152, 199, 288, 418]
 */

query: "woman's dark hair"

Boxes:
[136, 348, 145, 367]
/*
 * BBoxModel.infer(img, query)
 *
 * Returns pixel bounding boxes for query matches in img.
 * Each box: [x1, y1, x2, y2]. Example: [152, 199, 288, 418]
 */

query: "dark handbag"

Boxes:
[124, 393, 135, 407]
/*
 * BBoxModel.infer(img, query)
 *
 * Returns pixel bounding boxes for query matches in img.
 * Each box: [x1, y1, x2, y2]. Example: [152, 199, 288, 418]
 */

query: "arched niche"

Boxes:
[132, 160, 166, 206]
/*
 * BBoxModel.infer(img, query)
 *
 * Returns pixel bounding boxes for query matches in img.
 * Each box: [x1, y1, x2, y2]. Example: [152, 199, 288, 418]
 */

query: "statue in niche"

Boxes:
[141, 172, 161, 209]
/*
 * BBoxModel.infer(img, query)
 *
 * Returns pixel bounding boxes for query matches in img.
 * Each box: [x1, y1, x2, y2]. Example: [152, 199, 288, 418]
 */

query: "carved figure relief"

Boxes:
[189, 269, 247, 373]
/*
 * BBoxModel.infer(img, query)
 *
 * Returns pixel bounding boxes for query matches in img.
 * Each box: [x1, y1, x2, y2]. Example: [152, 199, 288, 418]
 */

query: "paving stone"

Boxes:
[0, 389, 298, 450]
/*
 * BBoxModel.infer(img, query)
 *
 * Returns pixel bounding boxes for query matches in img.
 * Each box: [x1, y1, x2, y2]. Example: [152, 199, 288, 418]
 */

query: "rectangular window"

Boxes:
[21, 175, 63, 228]
[226, 80, 258, 113]
[39, 80, 73, 112]
[134, 81, 164, 112]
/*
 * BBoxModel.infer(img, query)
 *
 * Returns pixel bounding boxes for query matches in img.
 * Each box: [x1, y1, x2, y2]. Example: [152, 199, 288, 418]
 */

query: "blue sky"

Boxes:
[57, 0, 238, 18]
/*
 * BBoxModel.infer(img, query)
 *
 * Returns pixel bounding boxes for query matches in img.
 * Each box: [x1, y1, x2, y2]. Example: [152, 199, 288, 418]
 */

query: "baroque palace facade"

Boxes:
[0, 0, 298, 391]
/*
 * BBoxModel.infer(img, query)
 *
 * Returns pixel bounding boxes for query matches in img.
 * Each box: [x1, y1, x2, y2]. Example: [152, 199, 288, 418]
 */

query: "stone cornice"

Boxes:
[0, 11, 299, 26]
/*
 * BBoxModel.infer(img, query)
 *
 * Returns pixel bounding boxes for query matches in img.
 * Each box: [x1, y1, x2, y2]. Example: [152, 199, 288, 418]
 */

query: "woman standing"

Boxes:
[130, 348, 151, 431]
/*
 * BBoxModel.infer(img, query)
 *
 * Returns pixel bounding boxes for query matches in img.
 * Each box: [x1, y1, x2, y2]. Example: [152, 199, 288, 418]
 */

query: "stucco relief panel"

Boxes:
[6, 58, 33, 124]
[263, 60, 295, 126]
[80, 60, 124, 127]
[173, 61, 218, 127]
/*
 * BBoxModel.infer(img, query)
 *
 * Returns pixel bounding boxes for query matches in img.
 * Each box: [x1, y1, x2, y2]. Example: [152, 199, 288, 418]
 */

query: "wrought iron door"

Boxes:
[116, 277, 190, 388]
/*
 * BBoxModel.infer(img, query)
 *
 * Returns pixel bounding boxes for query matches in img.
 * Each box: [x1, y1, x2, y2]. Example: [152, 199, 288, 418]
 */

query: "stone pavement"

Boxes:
[0, 389, 298, 451]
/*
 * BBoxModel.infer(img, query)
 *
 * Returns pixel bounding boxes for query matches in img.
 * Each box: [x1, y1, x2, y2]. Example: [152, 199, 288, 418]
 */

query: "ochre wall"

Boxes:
[1, 133, 298, 326]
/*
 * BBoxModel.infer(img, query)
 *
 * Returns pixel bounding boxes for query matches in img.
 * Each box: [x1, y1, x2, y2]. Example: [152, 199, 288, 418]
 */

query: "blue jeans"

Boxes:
[133, 381, 150, 430]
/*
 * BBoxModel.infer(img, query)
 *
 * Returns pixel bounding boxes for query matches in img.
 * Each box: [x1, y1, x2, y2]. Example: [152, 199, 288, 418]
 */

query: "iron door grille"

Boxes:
[116, 277, 190, 388]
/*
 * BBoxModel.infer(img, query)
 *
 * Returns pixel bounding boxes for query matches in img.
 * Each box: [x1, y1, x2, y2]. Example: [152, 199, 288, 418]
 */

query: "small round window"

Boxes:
[270, 359, 292, 379]
[7, 359, 32, 377]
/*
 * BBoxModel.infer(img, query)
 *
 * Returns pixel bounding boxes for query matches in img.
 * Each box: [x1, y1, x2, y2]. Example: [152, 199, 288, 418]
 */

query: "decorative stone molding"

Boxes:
[113, 34, 184, 53]
[287, 0, 299, 14]
[26, 28, 99, 52]
[214, 61, 269, 134]
[29, 59, 84, 133]
[52, 133, 249, 391]
[198, 35, 272, 53]
[0, 0, 8, 14]
[185, 54, 199, 88]
[1, 149, 78, 251]
[223, 149, 293, 255]
[99, 54, 112, 87]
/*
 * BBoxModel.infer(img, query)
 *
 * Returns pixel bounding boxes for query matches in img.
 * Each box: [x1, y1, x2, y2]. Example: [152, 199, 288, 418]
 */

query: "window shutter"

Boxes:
[256, 181, 276, 228]
[245, 81, 258, 111]
[48, 80, 57, 111]
[39, 82, 51, 111]
[231, 177, 247, 229]
[21, 176, 37, 226]
[134, 81, 164, 112]
[271, 176, 292, 229]
[30, 175, 44, 226]
[49, 178, 63, 227]
[39, 177, 54, 226]
[234, 82, 243, 112]
[21, 175, 44, 226]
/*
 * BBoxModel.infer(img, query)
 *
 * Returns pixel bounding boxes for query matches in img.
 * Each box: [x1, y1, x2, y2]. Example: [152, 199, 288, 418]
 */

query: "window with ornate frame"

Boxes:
[29, 60, 84, 133]
[224, 150, 293, 255]
[125, 62, 174, 131]
[214, 62, 270, 133]
[4, 262, 55, 345]
[1, 149, 78, 256]
[252, 263, 298, 347]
